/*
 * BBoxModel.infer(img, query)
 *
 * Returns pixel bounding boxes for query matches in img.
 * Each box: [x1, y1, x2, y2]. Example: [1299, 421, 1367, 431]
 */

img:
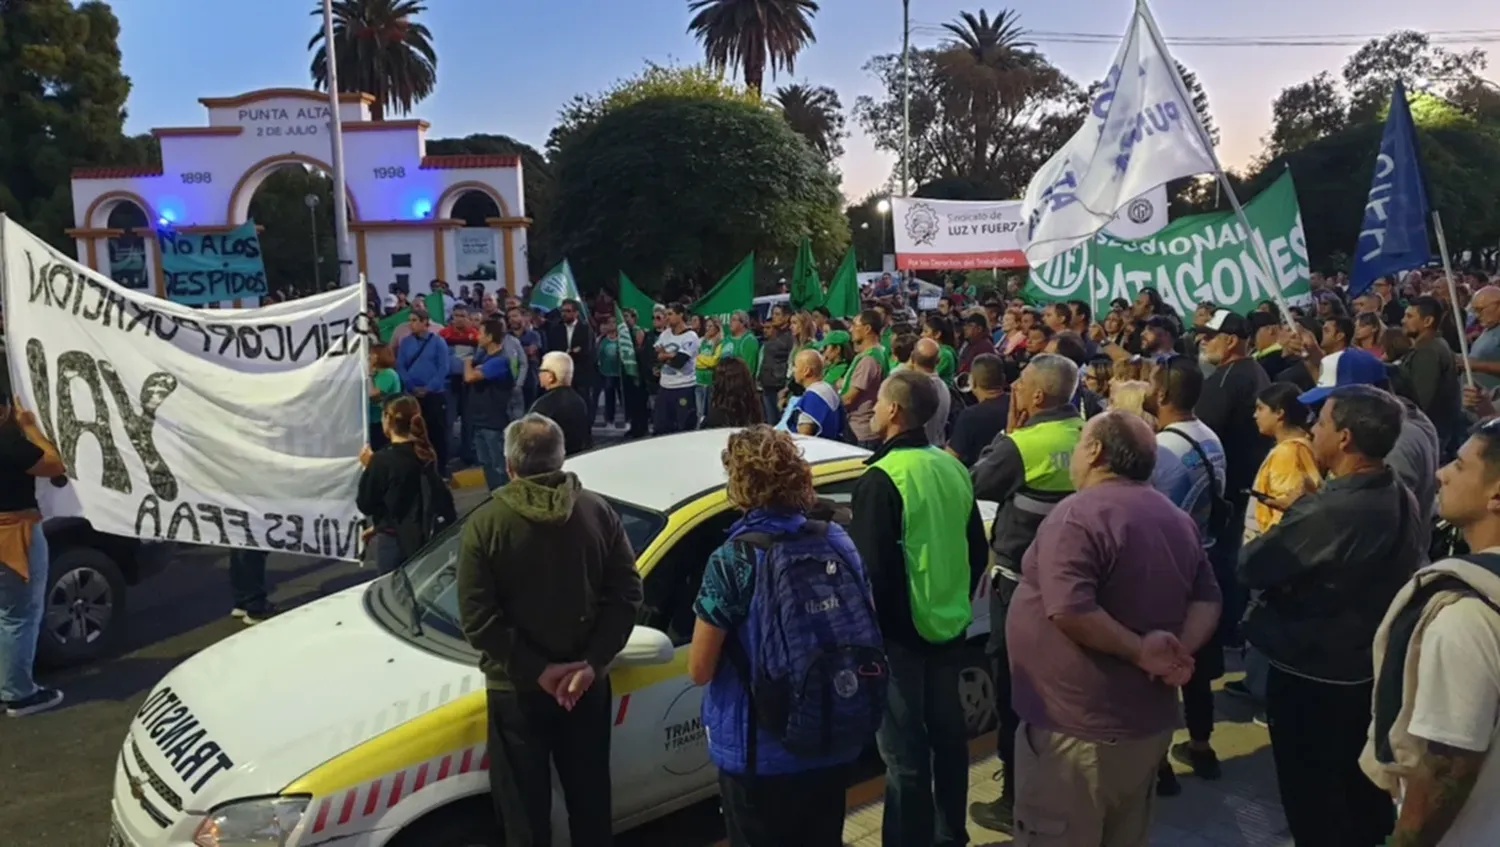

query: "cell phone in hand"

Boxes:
[1246, 489, 1283, 510]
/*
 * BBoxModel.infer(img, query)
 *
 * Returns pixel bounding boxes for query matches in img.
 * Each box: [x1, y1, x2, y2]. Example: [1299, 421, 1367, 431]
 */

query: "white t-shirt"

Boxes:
[1407, 596, 1500, 846]
[655, 329, 701, 390]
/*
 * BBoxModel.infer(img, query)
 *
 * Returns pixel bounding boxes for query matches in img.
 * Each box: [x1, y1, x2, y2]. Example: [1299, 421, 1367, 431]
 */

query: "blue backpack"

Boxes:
[728, 521, 888, 768]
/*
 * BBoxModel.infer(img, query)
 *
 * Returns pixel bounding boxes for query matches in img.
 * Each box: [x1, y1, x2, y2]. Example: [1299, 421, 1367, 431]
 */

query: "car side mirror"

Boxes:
[613, 626, 674, 668]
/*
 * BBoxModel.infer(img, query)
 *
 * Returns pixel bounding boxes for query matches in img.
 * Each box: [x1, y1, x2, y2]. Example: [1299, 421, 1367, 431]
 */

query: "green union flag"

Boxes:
[615, 303, 639, 381]
[691, 253, 755, 321]
[790, 237, 824, 310]
[529, 259, 580, 312]
[823, 247, 860, 318]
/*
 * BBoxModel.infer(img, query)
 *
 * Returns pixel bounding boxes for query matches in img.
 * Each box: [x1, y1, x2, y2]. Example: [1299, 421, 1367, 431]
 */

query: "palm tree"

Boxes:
[936, 9, 1036, 178]
[774, 83, 845, 160]
[687, 0, 819, 95]
[308, 0, 438, 121]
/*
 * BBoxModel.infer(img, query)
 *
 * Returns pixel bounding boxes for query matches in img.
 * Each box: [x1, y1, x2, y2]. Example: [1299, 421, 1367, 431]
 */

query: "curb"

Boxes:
[450, 467, 487, 490]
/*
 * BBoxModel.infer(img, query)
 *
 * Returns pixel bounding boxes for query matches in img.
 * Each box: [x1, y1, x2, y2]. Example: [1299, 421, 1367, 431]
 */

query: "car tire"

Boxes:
[36, 545, 128, 668]
[958, 640, 998, 738]
[387, 801, 502, 847]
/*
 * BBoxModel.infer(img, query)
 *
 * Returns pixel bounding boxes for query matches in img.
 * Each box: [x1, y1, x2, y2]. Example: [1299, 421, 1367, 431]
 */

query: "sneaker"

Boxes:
[969, 797, 1015, 834]
[240, 605, 280, 625]
[6, 687, 64, 717]
[1170, 741, 1223, 780]
[1156, 760, 1182, 797]
[1253, 710, 1269, 728]
[1223, 679, 1258, 701]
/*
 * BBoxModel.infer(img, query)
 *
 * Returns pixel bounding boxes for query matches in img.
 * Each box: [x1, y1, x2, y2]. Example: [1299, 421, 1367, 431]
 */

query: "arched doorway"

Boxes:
[451, 189, 502, 299]
[105, 202, 150, 290]
[246, 164, 346, 299]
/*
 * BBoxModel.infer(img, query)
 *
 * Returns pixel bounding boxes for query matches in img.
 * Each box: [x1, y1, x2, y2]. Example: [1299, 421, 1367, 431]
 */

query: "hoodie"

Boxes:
[456, 471, 643, 691]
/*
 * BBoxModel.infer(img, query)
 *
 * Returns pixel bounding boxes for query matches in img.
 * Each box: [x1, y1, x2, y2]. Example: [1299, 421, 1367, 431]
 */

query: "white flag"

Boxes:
[1020, 0, 1216, 266]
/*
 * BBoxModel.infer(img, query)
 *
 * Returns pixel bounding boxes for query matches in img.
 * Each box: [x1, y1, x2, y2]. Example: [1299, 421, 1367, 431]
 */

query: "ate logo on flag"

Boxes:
[538, 274, 567, 298]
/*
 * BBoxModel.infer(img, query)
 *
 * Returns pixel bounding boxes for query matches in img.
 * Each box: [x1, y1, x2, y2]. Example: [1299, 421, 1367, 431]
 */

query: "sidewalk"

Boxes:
[843, 673, 1292, 847]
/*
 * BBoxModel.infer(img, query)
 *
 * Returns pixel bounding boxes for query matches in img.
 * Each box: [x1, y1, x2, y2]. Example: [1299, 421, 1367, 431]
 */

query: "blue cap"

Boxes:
[1297, 348, 1389, 405]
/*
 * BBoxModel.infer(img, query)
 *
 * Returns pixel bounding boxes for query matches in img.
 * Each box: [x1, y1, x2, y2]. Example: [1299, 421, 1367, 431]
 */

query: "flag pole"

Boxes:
[1139, 0, 1298, 332]
[1433, 210, 1475, 387]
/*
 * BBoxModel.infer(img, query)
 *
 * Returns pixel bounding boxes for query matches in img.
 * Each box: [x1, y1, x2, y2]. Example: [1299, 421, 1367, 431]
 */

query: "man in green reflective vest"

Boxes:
[968, 353, 1086, 835]
[850, 370, 990, 847]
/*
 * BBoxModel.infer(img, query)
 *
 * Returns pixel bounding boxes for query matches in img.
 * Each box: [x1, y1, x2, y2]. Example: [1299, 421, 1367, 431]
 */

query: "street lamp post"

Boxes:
[901, 0, 911, 198]
[876, 199, 892, 269]
[320, 0, 354, 287]
[305, 194, 322, 291]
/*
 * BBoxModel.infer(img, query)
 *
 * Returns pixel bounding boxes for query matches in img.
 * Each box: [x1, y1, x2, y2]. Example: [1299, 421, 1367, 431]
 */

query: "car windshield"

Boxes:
[399, 497, 667, 630]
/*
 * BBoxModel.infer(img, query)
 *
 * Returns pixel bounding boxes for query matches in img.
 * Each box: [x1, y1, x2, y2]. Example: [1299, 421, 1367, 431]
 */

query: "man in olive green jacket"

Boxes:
[457, 413, 642, 847]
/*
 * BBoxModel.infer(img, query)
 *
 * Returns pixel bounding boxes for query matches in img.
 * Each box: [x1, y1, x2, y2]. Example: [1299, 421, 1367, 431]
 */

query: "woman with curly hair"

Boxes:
[357, 395, 456, 574]
[687, 426, 875, 847]
[703, 357, 765, 429]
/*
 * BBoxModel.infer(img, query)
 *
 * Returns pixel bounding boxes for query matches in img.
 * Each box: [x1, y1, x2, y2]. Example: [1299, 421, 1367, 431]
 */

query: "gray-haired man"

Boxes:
[457, 414, 643, 847]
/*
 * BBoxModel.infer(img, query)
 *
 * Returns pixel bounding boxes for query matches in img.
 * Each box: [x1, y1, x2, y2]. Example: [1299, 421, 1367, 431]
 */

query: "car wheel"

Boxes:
[36, 545, 128, 668]
[958, 643, 997, 737]
[386, 801, 501, 847]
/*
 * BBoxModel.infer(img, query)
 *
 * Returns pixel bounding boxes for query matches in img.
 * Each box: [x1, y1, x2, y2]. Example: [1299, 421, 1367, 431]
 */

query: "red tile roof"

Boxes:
[72, 165, 164, 180]
[419, 154, 519, 170]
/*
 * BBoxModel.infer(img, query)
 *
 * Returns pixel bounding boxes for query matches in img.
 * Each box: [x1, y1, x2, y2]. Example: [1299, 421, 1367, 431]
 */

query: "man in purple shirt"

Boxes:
[1007, 411, 1221, 846]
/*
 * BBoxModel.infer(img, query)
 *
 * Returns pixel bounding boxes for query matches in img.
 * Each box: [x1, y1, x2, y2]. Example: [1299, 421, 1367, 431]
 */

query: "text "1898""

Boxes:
[373, 166, 406, 180]
[180, 172, 213, 184]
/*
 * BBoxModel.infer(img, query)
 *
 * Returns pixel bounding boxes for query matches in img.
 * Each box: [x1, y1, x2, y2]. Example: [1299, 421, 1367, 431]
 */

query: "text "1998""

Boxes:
[373, 166, 406, 180]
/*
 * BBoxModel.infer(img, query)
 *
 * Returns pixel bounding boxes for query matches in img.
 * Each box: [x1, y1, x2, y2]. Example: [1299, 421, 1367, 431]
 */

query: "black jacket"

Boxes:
[356, 442, 456, 558]
[1239, 467, 1425, 683]
[758, 330, 795, 391]
[529, 387, 592, 456]
[544, 319, 596, 385]
[849, 430, 989, 653]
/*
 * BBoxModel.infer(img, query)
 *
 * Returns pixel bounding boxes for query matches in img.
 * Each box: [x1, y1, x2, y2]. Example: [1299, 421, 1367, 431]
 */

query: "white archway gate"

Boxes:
[68, 88, 530, 306]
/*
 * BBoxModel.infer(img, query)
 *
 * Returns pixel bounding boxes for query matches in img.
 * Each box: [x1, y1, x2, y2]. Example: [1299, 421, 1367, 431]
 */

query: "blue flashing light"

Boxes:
[412, 198, 433, 219]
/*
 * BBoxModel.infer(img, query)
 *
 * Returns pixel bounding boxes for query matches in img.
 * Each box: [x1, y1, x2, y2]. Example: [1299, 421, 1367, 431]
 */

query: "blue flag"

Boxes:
[1350, 80, 1431, 297]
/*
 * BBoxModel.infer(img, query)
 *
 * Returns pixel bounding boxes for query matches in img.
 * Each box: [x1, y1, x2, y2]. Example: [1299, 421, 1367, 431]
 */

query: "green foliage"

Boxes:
[772, 83, 845, 161]
[551, 96, 848, 298]
[248, 168, 342, 297]
[0, 0, 135, 250]
[686, 0, 819, 94]
[308, 0, 437, 121]
[547, 61, 762, 159]
[426, 133, 554, 280]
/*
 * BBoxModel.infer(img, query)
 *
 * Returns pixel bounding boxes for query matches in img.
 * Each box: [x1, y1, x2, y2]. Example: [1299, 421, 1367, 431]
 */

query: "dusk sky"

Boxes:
[114, 0, 1500, 202]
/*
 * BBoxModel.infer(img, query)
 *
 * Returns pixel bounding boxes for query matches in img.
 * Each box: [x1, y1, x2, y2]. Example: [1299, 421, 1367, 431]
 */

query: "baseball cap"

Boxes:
[815, 330, 851, 349]
[1196, 309, 1251, 338]
[1297, 348, 1389, 405]
[1247, 312, 1280, 336]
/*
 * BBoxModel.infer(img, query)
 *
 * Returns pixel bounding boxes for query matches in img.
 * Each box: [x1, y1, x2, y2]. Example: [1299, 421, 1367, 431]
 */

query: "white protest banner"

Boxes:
[1020, 0, 1217, 267]
[2, 216, 368, 561]
[892, 186, 1169, 271]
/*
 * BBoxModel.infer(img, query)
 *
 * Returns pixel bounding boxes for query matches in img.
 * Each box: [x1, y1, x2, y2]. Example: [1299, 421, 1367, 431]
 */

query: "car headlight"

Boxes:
[193, 796, 309, 847]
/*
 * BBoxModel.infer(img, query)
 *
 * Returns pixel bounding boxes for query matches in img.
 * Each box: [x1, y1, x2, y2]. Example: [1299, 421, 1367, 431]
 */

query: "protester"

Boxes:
[759, 305, 796, 424]
[1244, 382, 1321, 538]
[653, 303, 701, 435]
[842, 310, 889, 450]
[0, 392, 67, 716]
[1318, 315, 1354, 385]
[1462, 285, 1500, 392]
[702, 358, 764, 429]
[509, 306, 543, 412]
[356, 395, 456, 574]
[367, 342, 402, 450]
[595, 318, 623, 429]
[969, 354, 1085, 833]
[1238, 385, 1424, 846]
[687, 425, 883, 847]
[1363, 419, 1500, 846]
[922, 314, 959, 384]
[946, 354, 1009, 468]
[778, 349, 843, 437]
[464, 317, 520, 491]
[695, 316, 724, 421]
[910, 338, 950, 447]
[545, 298, 597, 423]
[530, 351, 591, 456]
[395, 309, 452, 471]
[851, 370, 989, 847]
[1402, 295, 1464, 453]
[721, 310, 762, 379]
[959, 313, 997, 374]
[1008, 411, 1221, 845]
[457, 414, 643, 847]
[819, 330, 853, 388]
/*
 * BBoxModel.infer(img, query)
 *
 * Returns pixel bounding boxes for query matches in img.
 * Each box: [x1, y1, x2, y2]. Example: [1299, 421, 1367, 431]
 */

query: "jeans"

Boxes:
[760, 388, 781, 427]
[1210, 504, 1249, 644]
[623, 377, 650, 438]
[487, 680, 613, 847]
[455, 383, 477, 465]
[1266, 666, 1395, 846]
[877, 641, 970, 847]
[987, 577, 1020, 803]
[368, 533, 404, 575]
[577, 382, 598, 430]
[417, 391, 449, 470]
[0, 527, 48, 702]
[597, 376, 621, 426]
[1242, 645, 1270, 701]
[694, 384, 711, 422]
[227, 549, 269, 613]
[653, 386, 698, 434]
[474, 426, 508, 491]
[719, 764, 848, 847]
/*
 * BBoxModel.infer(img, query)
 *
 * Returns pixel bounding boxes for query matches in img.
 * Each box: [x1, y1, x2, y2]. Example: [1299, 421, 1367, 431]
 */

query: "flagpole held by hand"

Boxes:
[1433, 211, 1474, 388]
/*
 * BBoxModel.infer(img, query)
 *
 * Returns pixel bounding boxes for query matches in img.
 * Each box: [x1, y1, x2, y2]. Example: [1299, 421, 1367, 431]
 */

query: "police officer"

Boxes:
[967, 353, 1086, 835]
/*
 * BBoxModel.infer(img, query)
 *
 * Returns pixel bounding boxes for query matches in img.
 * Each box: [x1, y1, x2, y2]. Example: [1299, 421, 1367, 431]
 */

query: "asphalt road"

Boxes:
[0, 472, 728, 847]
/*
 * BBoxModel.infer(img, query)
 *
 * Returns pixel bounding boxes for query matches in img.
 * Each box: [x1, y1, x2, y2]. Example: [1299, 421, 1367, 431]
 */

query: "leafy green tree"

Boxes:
[773, 83, 845, 160]
[1341, 31, 1486, 124]
[248, 168, 342, 297]
[0, 0, 135, 249]
[551, 97, 848, 297]
[547, 61, 761, 158]
[845, 192, 889, 272]
[686, 0, 819, 95]
[426, 134, 554, 279]
[1264, 72, 1349, 159]
[309, 0, 437, 121]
